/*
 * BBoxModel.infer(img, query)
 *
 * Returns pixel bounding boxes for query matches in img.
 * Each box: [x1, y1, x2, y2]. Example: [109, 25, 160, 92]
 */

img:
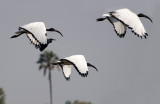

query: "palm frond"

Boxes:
[37, 50, 60, 77]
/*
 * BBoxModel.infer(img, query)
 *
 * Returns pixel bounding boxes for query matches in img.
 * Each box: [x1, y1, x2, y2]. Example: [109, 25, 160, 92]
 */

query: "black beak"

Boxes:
[138, 13, 153, 23]
[54, 30, 63, 37]
[87, 63, 98, 71]
[46, 28, 63, 37]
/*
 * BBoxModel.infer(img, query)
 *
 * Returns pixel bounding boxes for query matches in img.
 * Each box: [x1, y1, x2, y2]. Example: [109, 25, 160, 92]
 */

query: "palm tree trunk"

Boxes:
[49, 68, 53, 104]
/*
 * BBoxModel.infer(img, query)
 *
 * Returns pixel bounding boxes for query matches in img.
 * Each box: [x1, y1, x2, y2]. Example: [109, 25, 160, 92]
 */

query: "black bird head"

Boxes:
[137, 13, 153, 23]
[46, 28, 63, 37]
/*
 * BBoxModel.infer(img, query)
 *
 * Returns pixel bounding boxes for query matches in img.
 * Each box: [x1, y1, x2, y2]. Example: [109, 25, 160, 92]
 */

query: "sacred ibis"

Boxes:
[51, 55, 98, 80]
[11, 22, 63, 51]
[97, 8, 152, 39]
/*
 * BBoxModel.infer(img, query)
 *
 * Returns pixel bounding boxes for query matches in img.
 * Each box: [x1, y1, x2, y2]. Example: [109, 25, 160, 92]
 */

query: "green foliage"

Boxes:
[65, 100, 92, 104]
[37, 50, 59, 76]
[0, 88, 5, 104]
[65, 100, 72, 104]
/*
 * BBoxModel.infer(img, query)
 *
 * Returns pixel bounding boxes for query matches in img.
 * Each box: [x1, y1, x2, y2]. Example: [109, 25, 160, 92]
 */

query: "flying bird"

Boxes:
[11, 22, 63, 51]
[97, 8, 152, 39]
[51, 55, 98, 80]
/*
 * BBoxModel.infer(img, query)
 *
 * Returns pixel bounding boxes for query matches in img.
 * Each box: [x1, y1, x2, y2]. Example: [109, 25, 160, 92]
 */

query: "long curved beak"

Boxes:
[54, 30, 63, 37]
[143, 15, 153, 23]
[138, 13, 153, 23]
[87, 63, 98, 71]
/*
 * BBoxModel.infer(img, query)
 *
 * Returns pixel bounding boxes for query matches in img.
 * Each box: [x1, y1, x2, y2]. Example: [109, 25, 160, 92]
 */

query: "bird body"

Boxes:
[97, 8, 152, 38]
[52, 55, 98, 80]
[11, 22, 62, 51]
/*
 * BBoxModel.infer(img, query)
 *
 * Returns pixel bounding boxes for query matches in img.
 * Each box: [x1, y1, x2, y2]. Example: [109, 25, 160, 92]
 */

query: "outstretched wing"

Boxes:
[110, 8, 148, 38]
[20, 22, 48, 44]
[63, 55, 89, 77]
[107, 16, 127, 38]
[97, 13, 127, 38]
[62, 65, 72, 81]
[51, 61, 72, 80]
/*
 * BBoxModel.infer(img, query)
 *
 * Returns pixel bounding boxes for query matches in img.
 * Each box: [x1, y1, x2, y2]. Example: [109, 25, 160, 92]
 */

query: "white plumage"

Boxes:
[52, 55, 98, 80]
[97, 8, 152, 38]
[11, 22, 63, 51]
[21, 22, 47, 44]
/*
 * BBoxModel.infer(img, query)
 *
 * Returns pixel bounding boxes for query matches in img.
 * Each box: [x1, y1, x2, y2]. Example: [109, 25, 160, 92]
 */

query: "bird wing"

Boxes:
[26, 33, 39, 45]
[110, 8, 148, 38]
[62, 55, 88, 77]
[62, 65, 72, 80]
[20, 22, 48, 44]
[107, 16, 127, 38]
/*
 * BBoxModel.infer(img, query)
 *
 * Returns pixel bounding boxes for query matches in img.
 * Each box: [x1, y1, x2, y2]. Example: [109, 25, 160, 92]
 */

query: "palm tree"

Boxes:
[37, 51, 59, 104]
[0, 88, 5, 104]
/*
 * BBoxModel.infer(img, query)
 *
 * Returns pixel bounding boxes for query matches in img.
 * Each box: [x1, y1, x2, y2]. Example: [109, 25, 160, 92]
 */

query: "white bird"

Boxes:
[11, 22, 63, 51]
[97, 8, 152, 39]
[52, 55, 98, 80]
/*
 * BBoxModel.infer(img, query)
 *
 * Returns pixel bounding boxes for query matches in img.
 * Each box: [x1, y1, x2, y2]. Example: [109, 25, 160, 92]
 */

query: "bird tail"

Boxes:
[11, 30, 25, 38]
[96, 17, 107, 21]
[11, 34, 20, 38]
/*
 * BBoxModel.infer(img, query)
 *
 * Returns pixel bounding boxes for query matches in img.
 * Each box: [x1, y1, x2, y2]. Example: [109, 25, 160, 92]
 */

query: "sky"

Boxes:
[0, 0, 160, 104]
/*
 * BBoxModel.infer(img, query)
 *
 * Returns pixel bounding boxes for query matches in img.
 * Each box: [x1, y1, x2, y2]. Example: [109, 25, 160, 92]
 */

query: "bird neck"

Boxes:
[47, 39, 52, 43]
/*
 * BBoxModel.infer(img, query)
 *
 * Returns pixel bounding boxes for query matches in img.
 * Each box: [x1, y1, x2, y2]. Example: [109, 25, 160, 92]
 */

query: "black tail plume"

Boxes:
[96, 17, 107, 21]
[11, 35, 19, 38]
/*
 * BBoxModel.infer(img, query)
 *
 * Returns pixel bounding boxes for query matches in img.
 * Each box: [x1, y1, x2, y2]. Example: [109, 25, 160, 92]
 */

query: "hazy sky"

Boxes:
[0, 0, 160, 104]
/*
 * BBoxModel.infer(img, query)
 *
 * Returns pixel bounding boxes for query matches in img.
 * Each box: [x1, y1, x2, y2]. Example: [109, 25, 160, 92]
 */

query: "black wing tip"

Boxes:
[79, 71, 88, 77]
[134, 32, 148, 39]
[118, 35, 125, 38]
[116, 32, 126, 38]
[65, 77, 70, 81]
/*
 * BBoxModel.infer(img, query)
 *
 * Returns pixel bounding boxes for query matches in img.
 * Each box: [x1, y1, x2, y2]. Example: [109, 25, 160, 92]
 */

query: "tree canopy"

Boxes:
[0, 88, 5, 104]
